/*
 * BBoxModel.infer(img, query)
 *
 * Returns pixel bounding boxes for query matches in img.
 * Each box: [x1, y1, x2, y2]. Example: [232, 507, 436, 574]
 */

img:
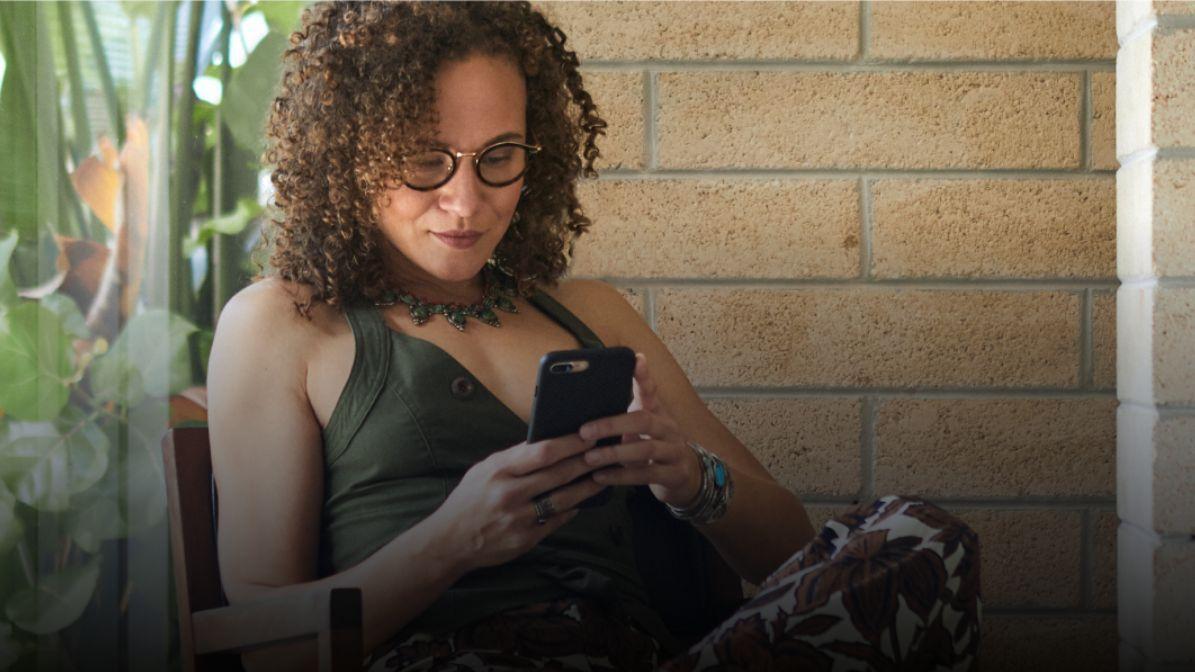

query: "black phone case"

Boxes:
[527, 346, 636, 508]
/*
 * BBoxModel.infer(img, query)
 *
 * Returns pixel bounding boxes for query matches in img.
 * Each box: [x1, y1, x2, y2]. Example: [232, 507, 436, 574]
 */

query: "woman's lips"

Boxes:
[432, 231, 483, 249]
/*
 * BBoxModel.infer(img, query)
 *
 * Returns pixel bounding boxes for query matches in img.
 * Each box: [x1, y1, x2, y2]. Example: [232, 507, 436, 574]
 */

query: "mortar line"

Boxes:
[580, 277, 1119, 290]
[1121, 400, 1195, 416]
[861, 397, 876, 501]
[860, 176, 873, 280]
[597, 168, 1115, 180]
[581, 61, 1114, 72]
[644, 69, 657, 171]
[1082, 70, 1092, 171]
[696, 388, 1115, 399]
[1080, 508, 1094, 609]
[1080, 288, 1093, 388]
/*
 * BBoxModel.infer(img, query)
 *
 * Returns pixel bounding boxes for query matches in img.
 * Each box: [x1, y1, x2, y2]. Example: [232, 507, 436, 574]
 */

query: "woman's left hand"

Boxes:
[578, 352, 703, 508]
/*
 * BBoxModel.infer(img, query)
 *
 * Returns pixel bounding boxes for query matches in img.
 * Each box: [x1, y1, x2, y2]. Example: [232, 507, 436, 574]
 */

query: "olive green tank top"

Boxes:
[319, 289, 681, 659]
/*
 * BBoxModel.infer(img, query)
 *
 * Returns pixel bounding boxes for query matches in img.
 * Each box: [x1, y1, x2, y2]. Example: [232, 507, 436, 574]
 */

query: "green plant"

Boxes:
[0, 1, 308, 668]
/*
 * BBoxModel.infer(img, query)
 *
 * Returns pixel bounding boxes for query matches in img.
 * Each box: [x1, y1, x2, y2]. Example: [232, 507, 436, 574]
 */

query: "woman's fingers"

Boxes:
[580, 408, 677, 445]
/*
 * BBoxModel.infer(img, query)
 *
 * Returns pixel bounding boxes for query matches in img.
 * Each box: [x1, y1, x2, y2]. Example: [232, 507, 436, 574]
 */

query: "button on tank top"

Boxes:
[319, 288, 681, 659]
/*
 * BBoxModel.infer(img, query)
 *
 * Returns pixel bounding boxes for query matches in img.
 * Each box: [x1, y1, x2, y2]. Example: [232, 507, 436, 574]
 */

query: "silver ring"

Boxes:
[533, 494, 557, 525]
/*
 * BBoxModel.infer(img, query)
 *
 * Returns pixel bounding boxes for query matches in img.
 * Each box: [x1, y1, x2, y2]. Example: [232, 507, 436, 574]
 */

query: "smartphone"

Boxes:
[527, 346, 636, 508]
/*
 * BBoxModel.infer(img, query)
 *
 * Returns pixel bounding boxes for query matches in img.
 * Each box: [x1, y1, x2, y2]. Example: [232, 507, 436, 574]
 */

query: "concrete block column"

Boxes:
[1115, 1, 1195, 668]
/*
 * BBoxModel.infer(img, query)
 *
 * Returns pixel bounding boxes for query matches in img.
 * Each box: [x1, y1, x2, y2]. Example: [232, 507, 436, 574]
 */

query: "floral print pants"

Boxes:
[367, 495, 982, 672]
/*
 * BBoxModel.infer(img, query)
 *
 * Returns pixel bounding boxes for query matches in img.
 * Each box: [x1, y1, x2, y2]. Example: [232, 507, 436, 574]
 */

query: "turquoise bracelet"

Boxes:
[666, 441, 734, 524]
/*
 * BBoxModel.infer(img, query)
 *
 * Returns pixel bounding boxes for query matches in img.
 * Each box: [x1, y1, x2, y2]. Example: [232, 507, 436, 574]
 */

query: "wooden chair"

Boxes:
[162, 427, 363, 672]
[162, 426, 743, 669]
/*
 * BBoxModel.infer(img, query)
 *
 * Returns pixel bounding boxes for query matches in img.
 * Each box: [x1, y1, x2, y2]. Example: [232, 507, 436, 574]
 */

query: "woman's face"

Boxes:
[375, 53, 528, 286]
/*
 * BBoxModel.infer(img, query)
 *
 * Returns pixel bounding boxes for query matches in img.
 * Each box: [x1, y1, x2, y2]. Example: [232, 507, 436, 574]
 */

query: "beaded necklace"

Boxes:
[374, 262, 519, 332]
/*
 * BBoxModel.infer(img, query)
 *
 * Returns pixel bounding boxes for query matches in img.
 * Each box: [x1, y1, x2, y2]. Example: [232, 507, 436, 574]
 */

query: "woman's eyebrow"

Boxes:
[434, 131, 525, 147]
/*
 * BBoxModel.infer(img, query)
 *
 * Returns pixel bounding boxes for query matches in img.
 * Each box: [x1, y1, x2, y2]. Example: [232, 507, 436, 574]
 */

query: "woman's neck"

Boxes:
[383, 253, 486, 305]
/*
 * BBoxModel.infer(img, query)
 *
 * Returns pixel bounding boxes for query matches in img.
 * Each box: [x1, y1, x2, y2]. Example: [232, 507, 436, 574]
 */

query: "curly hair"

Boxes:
[257, 0, 607, 315]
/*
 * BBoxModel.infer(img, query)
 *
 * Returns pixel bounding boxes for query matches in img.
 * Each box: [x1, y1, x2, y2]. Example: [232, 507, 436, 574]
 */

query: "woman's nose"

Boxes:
[437, 159, 483, 219]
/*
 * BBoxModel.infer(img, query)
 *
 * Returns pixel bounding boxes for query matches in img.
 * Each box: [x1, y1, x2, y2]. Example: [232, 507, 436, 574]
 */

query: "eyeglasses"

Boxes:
[398, 141, 542, 191]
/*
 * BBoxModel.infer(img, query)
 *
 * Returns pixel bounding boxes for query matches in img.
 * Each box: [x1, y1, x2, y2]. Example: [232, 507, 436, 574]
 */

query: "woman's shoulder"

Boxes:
[214, 277, 346, 364]
[538, 278, 644, 347]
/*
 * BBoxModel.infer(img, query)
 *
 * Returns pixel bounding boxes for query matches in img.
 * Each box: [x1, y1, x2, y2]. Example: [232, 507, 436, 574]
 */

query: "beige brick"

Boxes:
[870, 1, 1116, 61]
[1154, 158, 1195, 277]
[1155, 540, 1195, 659]
[871, 178, 1115, 279]
[615, 287, 644, 317]
[1092, 510, 1118, 609]
[657, 71, 1081, 170]
[1118, 407, 1195, 535]
[535, 1, 858, 61]
[1155, 28, 1195, 149]
[954, 508, 1082, 608]
[875, 398, 1116, 498]
[1158, 0, 1195, 16]
[704, 398, 861, 498]
[1119, 158, 1195, 278]
[654, 288, 1080, 388]
[1154, 287, 1195, 405]
[1119, 29, 1195, 155]
[583, 71, 644, 171]
[982, 615, 1118, 672]
[570, 179, 860, 279]
[1091, 72, 1118, 170]
[1092, 290, 1117, 389]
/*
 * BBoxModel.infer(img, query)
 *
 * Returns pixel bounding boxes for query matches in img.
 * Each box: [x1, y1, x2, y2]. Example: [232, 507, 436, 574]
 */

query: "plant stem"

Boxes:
[79, 0, 124, 145]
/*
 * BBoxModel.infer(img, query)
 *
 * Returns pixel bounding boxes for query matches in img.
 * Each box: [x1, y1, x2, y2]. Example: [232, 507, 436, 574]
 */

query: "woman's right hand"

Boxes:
[428, 434, 610, 573]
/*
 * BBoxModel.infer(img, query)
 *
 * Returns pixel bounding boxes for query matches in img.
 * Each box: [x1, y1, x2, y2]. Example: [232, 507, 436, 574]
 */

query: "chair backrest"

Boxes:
[161, 426, 240, 671]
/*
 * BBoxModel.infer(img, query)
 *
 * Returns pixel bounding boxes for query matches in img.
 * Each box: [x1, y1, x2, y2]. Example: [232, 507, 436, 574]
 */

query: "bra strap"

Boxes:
[528, 290, 605, 350]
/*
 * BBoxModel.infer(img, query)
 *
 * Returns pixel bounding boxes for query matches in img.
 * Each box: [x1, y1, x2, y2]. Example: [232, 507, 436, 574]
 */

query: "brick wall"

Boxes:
[538, 2, 1121, 670]
[1115, 0, 1195, 669]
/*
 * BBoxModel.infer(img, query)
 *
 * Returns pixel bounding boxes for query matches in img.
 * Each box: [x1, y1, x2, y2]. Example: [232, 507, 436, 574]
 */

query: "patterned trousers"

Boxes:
[367, 495, 982, 672]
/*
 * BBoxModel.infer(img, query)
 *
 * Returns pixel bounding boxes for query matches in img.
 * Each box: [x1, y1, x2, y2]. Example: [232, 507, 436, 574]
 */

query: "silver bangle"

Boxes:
[666, 441, 734, 525]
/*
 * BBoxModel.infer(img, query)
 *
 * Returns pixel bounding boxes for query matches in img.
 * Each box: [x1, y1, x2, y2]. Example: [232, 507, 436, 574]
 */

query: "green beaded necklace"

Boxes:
[375, 262, 520, 332]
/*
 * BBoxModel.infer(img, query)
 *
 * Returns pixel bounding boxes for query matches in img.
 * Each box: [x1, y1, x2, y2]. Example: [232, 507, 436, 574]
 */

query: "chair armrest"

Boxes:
[192, 586, 362, 665]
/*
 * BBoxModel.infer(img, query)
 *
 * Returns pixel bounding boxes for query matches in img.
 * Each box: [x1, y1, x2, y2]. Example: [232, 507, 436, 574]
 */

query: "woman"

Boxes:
[207, 3, 979, 671]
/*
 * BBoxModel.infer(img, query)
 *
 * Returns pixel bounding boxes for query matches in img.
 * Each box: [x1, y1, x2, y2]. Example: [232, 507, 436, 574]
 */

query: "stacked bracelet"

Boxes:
[665, 441, 734, 525]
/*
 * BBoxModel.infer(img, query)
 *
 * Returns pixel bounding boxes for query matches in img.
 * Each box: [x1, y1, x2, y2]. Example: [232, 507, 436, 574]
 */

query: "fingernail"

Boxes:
[579, 424, 593, 439]
[585, 449, 600, 464]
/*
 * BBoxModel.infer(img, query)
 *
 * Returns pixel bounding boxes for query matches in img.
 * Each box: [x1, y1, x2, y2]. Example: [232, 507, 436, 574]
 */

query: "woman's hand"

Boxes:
[427, 433, 610, 575]
[577, 353, 703, 509]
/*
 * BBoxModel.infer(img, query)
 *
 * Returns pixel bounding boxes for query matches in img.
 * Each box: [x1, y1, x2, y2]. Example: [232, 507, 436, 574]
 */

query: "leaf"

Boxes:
[89, 309, 197, 401]
[0, 3, 39, 242]
[0, 413, 110, 512]
[17, 236, 110, 317]
[69, 155, 121, 233]
[38, 293, 89, 341]
[0, 302, 73, 421]
[246, 1, 308, 34]
[220, 30, 288, 152]
[4, 556, 101, 635]
[183, 197, 263, 256]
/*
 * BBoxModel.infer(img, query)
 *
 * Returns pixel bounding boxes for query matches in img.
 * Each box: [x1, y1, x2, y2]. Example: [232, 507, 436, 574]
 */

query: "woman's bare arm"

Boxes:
[555, 280, 817, 585]
[206, 279, 469, 670]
